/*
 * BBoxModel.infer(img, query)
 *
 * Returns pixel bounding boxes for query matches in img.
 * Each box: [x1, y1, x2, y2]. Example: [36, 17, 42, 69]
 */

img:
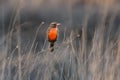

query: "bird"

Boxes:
[47, 22, 60, 52]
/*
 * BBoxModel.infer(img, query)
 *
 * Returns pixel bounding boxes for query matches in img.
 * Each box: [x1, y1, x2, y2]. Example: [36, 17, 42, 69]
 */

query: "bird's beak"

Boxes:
[57, 23, 61, 26]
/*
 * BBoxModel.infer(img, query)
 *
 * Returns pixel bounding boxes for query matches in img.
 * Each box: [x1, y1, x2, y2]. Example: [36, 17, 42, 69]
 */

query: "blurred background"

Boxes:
[0, 0, 120, 51]
[0, 0, 120, 80]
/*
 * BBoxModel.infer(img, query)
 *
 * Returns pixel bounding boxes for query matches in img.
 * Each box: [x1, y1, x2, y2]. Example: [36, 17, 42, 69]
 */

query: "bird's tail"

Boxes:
[49, 42, 54, 52]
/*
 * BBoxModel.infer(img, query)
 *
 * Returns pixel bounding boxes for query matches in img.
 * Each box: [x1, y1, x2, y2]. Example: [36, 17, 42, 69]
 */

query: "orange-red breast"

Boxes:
[47, 22, 60, 52]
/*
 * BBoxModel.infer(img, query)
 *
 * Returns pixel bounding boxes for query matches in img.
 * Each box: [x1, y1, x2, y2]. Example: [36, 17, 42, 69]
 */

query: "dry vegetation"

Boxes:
[0, 25, 120, 80]
[0, 0, 120, 80]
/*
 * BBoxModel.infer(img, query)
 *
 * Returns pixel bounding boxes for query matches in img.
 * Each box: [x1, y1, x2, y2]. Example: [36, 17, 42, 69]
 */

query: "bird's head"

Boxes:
[50, 22, 60, 28]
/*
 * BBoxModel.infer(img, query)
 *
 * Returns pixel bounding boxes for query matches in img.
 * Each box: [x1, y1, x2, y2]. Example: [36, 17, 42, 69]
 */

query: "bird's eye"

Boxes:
[52, 24, 56, 26]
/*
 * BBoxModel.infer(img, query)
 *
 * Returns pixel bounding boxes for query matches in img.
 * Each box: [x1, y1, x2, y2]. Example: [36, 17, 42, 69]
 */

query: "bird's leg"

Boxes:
[50, 42, 54, 52]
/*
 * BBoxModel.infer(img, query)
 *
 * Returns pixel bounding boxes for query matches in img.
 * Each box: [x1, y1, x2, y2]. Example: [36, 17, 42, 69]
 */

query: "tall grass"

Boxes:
[0, 0, 120, 80]
[0, 24, 120, 80]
